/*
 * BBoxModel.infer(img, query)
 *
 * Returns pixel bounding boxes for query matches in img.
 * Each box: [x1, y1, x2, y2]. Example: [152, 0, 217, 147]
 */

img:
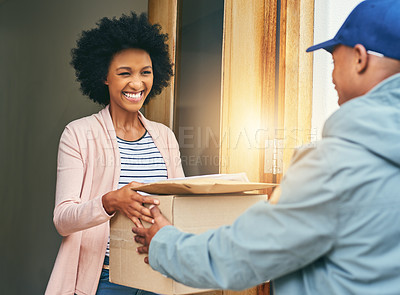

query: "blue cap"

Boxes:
[306, 0, 400, 60]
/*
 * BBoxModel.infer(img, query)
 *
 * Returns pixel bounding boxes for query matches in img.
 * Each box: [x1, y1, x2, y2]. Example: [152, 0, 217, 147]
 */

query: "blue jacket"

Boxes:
[149, 73, 400, 295]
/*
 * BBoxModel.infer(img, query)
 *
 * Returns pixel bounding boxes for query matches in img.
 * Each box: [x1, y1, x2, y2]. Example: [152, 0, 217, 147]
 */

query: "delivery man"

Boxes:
[132, 0, 400, 294]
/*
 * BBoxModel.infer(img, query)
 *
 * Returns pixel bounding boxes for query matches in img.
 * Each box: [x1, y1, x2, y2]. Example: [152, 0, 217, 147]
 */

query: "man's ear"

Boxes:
[354, 44, 368, 73]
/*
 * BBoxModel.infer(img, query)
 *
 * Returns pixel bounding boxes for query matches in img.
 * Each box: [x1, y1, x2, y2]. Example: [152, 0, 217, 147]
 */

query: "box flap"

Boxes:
[135, 178, 276, 195]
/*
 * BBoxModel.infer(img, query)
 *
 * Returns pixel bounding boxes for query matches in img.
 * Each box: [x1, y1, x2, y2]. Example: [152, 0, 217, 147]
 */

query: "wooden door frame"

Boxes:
[146, 0, 181, 129]
[277, 0, 314, 181]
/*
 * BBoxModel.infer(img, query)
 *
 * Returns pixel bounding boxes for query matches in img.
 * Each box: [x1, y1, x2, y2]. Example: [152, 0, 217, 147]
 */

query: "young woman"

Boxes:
[46, 12, 184, 295]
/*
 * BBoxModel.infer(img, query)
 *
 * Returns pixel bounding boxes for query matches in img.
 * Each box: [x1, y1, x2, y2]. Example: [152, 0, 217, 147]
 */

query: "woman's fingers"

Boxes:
[124, 199, 152, 218]
[128, 185, 159, 205]
[126, 211, 149, 224]
[138, 194, 160, 205]
[126, 205, 154, 225]
[130, 216, 143, 228]
[129, 181, 143, 186]
[139, 214, 154, 224]
[114, 184, 160, 221]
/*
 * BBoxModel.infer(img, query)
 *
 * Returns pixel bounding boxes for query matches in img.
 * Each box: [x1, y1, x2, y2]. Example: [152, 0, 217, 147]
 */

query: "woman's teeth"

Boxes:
[123, 91, 142, 99]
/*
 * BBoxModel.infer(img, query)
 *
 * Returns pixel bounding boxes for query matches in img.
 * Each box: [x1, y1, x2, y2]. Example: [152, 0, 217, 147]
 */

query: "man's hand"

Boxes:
[132, 205, 172, 263]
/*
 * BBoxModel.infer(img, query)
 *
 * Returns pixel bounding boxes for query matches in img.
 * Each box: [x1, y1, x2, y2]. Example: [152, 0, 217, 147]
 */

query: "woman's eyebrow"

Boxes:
[116, 66, 132, 71]
[116, 66, 153, 71]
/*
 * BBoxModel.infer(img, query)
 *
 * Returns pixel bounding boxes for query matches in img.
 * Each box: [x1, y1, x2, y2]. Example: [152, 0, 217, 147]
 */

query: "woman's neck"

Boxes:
[109, 105, 146, 141]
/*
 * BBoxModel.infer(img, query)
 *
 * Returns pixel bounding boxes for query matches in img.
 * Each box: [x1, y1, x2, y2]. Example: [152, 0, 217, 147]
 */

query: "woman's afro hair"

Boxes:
[71, 12, 173, 106]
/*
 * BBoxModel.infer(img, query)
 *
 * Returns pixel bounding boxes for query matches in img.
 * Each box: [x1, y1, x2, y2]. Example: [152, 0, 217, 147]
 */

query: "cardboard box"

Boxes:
[109, 192, 268, 295]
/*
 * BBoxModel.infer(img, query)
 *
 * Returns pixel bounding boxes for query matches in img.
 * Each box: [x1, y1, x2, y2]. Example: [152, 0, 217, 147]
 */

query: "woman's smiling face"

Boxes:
[105, 48, 153, 114]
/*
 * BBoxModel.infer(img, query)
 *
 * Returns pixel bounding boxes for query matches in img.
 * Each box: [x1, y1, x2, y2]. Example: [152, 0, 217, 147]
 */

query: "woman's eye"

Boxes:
[142, 71, 152, 75]
[118, 72, 130, 76]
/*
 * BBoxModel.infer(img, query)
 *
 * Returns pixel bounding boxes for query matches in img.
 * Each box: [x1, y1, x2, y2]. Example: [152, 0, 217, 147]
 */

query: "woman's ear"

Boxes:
[354, 44, 368, 73]
[104, 80, 109, 86]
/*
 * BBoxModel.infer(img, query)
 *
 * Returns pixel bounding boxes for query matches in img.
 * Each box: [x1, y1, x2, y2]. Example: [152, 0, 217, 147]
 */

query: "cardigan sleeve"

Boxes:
[53, 124, 112, 237]
[166, 127, 185, 178]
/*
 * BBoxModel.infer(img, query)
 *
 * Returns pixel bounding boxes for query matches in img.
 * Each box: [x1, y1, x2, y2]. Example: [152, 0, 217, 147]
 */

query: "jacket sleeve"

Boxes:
[148, 143, 339, 290]
[166, 127, 185, 178]
[53, 125, 112, 237]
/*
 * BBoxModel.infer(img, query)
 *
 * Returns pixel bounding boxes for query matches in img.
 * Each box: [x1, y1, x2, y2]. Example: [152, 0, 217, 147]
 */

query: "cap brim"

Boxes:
[306, 38, 339, 53]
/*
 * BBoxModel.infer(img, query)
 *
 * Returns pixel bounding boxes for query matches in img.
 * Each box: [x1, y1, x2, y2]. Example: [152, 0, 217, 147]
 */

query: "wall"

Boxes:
[311, 0, 363, 138]
[0, 0, 147, 293]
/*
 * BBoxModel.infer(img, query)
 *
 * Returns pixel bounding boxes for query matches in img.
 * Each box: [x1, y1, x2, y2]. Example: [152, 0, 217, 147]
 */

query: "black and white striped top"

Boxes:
[117, 131, 168, 188]
[106, 131, 168, 256]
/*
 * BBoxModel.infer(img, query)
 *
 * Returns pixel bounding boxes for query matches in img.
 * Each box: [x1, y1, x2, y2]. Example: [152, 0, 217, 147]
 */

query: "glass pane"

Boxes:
[175, 0, 224, 176]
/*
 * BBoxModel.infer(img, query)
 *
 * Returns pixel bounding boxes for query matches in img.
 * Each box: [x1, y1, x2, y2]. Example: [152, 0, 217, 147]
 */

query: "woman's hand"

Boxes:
[102, 181, 159, 228]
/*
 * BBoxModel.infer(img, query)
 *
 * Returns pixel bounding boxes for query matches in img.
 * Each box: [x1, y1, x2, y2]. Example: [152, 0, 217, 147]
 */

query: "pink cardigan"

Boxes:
[46, 106, 184, 295]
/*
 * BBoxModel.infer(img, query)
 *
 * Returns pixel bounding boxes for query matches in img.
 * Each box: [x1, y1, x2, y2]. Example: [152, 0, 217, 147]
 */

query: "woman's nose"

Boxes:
[128, 76, 143, 88]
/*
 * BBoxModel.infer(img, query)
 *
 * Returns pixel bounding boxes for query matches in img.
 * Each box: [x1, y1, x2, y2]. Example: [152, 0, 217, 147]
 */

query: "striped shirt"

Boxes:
[106, 131, 167, 256]
[117, 131, 168, 187]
